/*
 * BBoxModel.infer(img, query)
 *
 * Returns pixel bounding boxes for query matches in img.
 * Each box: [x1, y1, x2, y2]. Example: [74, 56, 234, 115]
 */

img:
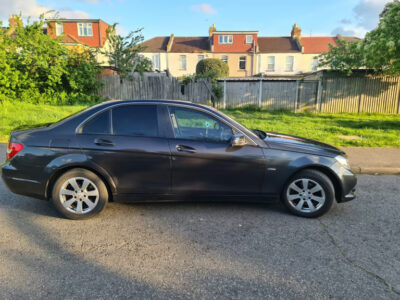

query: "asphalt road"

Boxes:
[0, 145, 399, 299]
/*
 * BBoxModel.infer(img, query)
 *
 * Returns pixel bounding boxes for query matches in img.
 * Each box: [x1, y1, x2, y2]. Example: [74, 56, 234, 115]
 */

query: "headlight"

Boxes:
[335, 155, 350, 169]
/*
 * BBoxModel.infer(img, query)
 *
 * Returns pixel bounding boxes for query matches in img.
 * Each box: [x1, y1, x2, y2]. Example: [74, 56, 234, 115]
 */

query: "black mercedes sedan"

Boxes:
[1, 100, 356, 219]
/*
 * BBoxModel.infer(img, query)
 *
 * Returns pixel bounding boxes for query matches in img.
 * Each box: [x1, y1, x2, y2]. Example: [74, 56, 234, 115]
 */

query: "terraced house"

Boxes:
[141, 24, 359, 78]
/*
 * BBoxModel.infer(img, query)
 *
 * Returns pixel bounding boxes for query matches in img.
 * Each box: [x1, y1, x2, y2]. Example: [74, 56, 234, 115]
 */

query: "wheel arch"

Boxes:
[282, 165, 343, 203]
[45, 165, 115, 202]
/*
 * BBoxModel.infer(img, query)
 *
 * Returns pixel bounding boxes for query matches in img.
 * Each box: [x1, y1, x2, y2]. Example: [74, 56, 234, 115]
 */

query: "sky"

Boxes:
[0, 0, 392, 39]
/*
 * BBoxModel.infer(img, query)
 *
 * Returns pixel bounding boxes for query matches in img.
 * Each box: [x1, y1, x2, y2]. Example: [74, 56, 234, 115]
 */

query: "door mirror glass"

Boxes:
[231, 134, 247, 147]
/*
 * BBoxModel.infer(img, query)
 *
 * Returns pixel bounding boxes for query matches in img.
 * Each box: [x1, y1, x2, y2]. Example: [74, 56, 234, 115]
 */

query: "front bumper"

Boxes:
[332, 162, 357, 203]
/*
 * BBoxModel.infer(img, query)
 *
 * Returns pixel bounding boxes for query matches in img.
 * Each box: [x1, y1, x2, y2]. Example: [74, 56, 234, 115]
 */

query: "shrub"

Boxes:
[196, 58, 229, 80]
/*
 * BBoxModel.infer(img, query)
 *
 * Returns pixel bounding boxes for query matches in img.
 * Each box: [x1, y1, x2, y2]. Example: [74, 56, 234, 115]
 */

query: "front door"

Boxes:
[77, 104, 171, 195]
[166, 106, 266, 195]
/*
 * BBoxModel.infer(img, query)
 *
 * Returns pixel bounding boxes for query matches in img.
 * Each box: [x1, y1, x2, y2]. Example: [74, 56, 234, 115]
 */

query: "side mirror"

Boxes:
[231, 134, 247, 147]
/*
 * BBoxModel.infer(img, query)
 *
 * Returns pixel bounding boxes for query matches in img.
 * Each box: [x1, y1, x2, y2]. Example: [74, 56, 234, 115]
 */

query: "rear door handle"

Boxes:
[94, 138, 114, 147]
[176, 144, 196, 153]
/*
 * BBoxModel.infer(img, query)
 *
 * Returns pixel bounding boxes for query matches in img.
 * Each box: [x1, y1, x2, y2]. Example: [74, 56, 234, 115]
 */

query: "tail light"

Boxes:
[6, 142, 24, 160]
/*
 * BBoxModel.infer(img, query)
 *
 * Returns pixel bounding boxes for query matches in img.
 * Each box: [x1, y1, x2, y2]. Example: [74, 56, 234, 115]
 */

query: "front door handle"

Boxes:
[94, 138, 114, 147]
[176, 144, 196, 153]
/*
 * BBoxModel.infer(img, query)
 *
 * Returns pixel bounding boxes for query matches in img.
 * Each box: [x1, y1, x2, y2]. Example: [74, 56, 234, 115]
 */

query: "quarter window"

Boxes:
[112, 105, 159, 137]
[82, 111, 111, 135]
[78, 23, 93, 37]
[239, 56, 247, 70]
[169, 107, 233, 143]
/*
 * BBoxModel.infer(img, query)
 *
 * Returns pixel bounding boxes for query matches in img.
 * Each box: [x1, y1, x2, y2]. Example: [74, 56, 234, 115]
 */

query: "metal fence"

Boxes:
[98, 73, 400, 114]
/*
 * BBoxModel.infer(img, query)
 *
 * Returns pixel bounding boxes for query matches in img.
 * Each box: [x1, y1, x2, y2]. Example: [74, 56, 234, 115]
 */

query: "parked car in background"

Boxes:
[1, 100, 356, 219]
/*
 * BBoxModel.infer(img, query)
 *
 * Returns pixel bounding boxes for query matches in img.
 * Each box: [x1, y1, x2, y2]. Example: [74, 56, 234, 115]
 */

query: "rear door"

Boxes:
[77, 104, 171, 195]
[166, 105, 266, 195]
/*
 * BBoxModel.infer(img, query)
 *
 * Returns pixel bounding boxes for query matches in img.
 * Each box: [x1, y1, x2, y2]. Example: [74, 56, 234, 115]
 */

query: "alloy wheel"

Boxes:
[286, 178, 326, 213]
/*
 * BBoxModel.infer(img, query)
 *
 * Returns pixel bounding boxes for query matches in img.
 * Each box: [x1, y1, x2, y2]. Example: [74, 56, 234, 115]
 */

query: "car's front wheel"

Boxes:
[282, 169, 335, 218]
[51, 168, 108, 220]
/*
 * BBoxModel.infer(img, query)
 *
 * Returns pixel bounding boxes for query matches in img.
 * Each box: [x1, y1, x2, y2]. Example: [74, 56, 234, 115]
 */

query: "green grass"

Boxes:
[0, 103, 399, 147]
[0, 102, 87, 142]
[222, 109, 400, 147]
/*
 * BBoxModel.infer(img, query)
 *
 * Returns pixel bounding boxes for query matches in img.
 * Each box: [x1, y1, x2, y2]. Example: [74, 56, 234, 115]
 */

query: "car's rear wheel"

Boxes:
[282, 169, 335, 218]
[51, 168, 108, 220]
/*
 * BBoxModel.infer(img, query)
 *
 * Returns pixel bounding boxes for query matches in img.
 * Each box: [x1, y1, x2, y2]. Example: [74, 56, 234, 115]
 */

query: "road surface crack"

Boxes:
[318, 219, 400, 296]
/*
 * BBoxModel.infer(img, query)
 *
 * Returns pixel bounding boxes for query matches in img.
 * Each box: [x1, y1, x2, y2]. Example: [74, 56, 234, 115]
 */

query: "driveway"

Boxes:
[0, 144, 399, 299]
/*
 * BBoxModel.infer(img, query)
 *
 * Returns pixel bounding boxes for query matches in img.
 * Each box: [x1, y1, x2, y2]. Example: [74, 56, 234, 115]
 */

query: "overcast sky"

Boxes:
[0, 0, 392, 39]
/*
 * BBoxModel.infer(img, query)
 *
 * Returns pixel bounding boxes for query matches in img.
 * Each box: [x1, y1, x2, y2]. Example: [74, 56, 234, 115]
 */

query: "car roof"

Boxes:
[98, 99, 211, 111]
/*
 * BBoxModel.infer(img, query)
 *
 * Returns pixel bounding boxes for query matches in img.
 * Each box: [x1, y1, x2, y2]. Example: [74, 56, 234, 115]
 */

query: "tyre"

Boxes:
[282, 169, 335, 218]
[51, 168, 108, 220]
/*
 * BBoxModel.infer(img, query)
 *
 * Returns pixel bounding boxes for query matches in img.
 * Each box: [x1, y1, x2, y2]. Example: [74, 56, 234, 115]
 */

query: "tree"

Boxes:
[102, 25, 152, 81]
[319, 0, 400, 75]
[196, 58, 229, 80]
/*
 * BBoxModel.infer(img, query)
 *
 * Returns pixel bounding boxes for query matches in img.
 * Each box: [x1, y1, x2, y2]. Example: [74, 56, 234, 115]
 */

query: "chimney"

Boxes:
[291, 24, 301, 39]
[9, 14, 23, 29]
[209, 24, 216, 37]
[166, 34, 174, 52]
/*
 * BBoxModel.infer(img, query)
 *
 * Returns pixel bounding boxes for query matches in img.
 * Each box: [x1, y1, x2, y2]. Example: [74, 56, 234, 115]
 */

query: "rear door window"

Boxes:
[82, 111, 111, 135]
[112, 105, 159, 137]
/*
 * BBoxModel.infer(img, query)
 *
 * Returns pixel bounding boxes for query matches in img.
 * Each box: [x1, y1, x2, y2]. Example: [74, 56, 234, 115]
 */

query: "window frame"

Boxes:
[78, 23, 93, 37]
[245, 35, 253, 44]
[267, 56, 275, 72]
[180, 55, 187, 70]
[55, 23, 63, 36]
[167, 105, 235, 144]
[286, 56, 294, 72]
[152, 54, 160, 70]
[311, 57, 318, 71]
[221, 55, 228, 64]
[218, 35, 233, 44]
[239, 56, 247, 70]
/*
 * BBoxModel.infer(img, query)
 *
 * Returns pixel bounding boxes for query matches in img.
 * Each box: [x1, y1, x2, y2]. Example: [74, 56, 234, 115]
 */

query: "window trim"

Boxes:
[77, 23, 93, 37]
[245, 35, 253, 44]
[152, 54, 160, 70]
[267, 56, 275, 72]
[239, 56, 247, 70]
[55, 23, 63, 36]
[285, 55, 294, 72]
[218, 35, 233, 44]
[179, 55, 187, 70]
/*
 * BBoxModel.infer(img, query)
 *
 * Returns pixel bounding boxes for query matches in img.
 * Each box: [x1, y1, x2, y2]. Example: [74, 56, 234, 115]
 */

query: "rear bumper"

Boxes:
[1, 162, 46, 200]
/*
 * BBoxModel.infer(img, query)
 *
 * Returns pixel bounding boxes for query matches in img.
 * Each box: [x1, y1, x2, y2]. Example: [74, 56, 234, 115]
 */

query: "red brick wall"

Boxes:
[47, 21, 109, 47]
[213, 34, 257, 53]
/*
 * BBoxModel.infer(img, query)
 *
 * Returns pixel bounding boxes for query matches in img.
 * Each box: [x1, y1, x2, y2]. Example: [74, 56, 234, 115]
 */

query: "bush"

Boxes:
[196, 58, 229, 80]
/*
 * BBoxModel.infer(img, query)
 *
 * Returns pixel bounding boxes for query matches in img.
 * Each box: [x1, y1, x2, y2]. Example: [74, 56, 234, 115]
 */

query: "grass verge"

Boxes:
[0, 103, 399, 147]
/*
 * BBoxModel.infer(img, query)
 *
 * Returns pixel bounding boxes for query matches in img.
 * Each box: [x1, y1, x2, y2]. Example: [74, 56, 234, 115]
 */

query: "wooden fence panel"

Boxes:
[261, 81, 297, 110]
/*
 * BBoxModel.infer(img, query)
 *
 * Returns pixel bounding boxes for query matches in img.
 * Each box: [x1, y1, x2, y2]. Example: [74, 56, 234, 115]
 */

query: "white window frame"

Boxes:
[267, 56, 275, 71]
[311, 58, 318, 71]
[152, 54, 160, 70]
[218, 35, 233, 44]
[197, 55, 205, 62]
[245, 35, 253, 44]
[55, 23, 63, 36]
[239, 56, 247, 70]
[286, 56, 294, 71]
[180, 55, 187, 70]
[221, 55, 228, 64]
[78, 23, 93, 37]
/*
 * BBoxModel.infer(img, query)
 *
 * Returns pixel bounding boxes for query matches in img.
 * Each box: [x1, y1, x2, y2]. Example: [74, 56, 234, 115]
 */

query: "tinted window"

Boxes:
[112, 105, 159, 137]
[169, 107, 233, 143]
[82, 111, 110, 134]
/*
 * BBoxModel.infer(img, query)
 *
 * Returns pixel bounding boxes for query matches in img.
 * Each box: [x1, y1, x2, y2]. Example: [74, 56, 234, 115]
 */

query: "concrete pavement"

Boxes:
[342, 147, 400, 175]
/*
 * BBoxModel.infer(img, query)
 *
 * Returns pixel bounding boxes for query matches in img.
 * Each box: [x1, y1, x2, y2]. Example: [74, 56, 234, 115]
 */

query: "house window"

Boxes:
[267, 56, 275, 71]
[180, 55, 187, 70]
[286, 56, 294, 71]
[78, 23, 93, 37]
[239, 56, 246, 70]
[221, 55, 228, 64]
[218, 35, 233, 44]
[311, 58, 318, 71]
[152, 54, 160, 70]
[55, 23, 63, 36]
[246, 35, 253, 44]
[198, 55, 205, 62]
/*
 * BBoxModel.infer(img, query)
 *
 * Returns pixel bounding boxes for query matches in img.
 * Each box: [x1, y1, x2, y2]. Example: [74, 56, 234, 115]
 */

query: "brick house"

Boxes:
[141, 24, 360, 78]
